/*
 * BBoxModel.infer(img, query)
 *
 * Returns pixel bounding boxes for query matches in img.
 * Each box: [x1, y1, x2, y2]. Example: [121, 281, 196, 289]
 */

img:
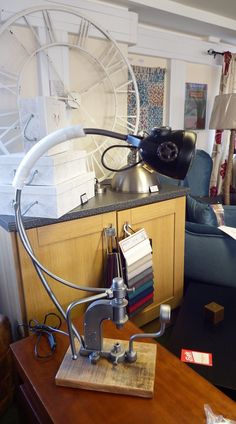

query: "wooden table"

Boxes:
[11, 319, 236, 424]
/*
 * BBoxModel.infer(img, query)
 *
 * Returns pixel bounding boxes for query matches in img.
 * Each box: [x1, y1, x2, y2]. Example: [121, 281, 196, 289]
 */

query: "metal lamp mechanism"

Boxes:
[13, 125, 196, 365]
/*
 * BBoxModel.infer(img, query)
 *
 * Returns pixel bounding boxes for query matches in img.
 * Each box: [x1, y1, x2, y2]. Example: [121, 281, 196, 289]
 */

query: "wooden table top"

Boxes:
[11, 319, 236, 424]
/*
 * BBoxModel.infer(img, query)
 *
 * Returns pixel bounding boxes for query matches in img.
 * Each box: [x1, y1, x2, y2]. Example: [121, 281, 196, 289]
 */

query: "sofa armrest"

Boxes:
[185, 221, 236, 287]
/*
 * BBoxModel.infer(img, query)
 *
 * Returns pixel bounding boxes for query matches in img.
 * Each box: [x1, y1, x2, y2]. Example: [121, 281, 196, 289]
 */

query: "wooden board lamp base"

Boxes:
[55, 338, 157, 398]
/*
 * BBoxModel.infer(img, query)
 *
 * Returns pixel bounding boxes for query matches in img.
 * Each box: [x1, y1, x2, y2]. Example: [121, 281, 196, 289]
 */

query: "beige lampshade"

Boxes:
[209, 93, 236, 129]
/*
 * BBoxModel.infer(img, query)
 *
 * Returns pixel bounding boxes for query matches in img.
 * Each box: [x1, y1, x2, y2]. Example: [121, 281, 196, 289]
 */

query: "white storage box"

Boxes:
[0, 172, 95, 218]
[0, 151, 88, 186]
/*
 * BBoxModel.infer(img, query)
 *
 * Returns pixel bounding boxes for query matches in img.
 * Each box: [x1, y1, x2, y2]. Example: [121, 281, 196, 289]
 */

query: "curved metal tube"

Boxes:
[15, 200, 84, 345]
[15, 192, 107, 293]
[12, 126, 141, 355]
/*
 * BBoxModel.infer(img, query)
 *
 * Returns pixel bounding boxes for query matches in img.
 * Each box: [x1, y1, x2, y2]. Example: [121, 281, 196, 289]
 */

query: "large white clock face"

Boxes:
[0, 5, 140, 179]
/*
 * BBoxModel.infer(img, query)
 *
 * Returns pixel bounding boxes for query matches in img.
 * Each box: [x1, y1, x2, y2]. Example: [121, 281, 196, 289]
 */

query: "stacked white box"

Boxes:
[0, 149, 96, 218]
[0, 172, 95, 219]
[0, 151, 88, 186]
[0, 96, 96, 219]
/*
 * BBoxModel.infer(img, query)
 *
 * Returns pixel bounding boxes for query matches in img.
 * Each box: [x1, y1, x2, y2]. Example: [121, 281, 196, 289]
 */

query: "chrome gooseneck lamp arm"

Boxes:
[13, 125, 196, 364]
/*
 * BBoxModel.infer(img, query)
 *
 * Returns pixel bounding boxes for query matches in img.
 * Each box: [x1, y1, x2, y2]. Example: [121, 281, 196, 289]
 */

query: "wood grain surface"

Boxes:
[11, 318, 236, 424]
[55, 338, 156, 397]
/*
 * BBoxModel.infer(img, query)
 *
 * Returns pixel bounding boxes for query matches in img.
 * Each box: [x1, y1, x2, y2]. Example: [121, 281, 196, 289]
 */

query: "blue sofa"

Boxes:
[159, 149, 236, 288]
[185, 206, 236, 287]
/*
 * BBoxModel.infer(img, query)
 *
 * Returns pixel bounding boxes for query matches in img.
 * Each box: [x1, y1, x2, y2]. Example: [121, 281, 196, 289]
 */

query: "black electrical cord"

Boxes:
[83, 128, 128, 140]
[17, 313, 68, 359]
[84, 128, 143, 172]
[101, 144, 142, 172]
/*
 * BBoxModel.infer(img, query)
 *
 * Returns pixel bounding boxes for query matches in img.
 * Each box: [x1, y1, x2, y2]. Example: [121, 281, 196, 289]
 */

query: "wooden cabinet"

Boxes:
[0, 195, 186, 335]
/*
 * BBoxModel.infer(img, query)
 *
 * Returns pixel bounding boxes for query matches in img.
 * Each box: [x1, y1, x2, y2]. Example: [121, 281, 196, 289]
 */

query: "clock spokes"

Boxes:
[0, 5, 139, 177]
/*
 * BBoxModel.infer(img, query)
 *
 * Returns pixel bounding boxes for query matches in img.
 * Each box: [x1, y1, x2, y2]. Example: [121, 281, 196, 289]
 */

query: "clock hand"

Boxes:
[15, 17, 112, 116]
[78, 103, 100, 126]
[20, 18, 71, 101]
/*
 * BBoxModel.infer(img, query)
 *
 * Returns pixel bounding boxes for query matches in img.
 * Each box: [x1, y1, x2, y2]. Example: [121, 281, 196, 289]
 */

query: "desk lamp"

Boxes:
[209, 93, 236, 205]
[12, 125, 196, 394]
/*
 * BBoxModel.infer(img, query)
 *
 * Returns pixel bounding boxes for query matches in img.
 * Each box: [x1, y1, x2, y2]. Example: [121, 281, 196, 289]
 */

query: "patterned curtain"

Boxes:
[128, 66, 166, 133]
[210, 52, 236, 197]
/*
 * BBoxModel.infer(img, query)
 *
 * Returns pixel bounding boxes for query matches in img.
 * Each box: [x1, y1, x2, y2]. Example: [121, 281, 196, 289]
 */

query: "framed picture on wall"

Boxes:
[184, 83, 207, 130]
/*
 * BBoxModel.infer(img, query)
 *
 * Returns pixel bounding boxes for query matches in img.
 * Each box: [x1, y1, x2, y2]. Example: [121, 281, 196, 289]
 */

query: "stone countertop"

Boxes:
[0, 184, 189, 232]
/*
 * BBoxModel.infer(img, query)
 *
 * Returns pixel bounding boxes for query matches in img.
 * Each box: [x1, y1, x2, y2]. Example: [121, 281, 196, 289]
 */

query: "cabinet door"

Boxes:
[17, 212, 116, 323]
[117, 197, 185, 326]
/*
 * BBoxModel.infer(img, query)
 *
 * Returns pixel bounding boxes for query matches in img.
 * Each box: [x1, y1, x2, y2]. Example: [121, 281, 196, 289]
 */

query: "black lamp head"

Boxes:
[138, 127, 196, 180]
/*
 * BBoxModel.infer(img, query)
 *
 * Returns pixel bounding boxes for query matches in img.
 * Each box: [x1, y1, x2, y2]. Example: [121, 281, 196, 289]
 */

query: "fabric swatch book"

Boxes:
[119, 228, 154, 317]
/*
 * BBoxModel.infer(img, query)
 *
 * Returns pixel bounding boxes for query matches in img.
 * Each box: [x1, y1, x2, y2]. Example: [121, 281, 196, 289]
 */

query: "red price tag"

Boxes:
[181, 349, 213, 366]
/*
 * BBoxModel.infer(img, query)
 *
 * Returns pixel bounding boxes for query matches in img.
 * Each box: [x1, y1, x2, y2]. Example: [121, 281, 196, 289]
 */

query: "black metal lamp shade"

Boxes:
[139, 127, 196, 180]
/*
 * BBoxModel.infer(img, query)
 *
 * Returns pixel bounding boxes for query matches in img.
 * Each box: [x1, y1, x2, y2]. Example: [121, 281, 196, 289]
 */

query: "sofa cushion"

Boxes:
[186, 195, 218, 226]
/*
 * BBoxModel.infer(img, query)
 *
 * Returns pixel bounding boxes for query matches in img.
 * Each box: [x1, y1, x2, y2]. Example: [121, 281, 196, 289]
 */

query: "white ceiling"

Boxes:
[104, 0, 236, 46]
